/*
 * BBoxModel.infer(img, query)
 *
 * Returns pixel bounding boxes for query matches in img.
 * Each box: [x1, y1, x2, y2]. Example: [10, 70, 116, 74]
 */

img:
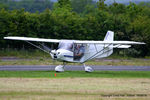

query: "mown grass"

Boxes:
[0, 58, 150, 66]
[0, 78, 150, 100]
[0, 49, 50, 58]
[0, 71, 150, 78]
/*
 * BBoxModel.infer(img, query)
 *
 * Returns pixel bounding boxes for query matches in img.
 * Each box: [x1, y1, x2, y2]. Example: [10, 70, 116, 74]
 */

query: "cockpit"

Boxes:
[58, 40, 74, 51]
[57, 40, 85, 61]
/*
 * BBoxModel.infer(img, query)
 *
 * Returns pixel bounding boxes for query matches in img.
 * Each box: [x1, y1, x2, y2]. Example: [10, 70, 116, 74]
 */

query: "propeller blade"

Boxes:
[41, 43, 52, 52]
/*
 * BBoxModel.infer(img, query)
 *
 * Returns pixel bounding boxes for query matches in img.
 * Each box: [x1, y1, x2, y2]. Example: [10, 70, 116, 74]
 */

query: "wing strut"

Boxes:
[81, 43, 122, 63]
[81, 43, 112, 63]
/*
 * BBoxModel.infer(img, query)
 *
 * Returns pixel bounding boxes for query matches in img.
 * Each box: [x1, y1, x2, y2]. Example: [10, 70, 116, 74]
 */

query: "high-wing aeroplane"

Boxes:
[4, 31, 145, 72]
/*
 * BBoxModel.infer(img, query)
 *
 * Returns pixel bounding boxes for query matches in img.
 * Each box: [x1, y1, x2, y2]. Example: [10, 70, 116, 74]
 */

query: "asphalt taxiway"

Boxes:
[0, 65, 150, 71]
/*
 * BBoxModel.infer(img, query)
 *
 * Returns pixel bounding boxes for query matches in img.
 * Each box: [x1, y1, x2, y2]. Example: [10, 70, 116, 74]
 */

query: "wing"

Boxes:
[75, 40, 145, 45]
[4, 36, 145, 44]
[4, 36, 60, 43]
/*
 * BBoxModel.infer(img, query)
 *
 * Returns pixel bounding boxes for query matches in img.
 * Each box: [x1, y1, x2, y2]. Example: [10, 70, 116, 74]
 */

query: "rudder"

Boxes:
[104, 31, 114, 41]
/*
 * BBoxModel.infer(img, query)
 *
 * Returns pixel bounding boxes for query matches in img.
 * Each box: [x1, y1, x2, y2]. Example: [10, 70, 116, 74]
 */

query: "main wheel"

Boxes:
[85, 66, 94, 72]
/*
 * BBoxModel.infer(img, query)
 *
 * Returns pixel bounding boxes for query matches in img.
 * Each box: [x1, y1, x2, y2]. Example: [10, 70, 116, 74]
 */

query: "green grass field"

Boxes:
[0, 50, 150, 100]
[0, 71, 150, 100]
[0, 77, 150, 100]
[0, 71, 150, 78]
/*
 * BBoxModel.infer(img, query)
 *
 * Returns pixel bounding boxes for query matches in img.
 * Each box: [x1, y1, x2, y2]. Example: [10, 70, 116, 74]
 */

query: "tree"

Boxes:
[0, 1, 150, 57]
[0, 3, 8, 10]
[0, 8, 10, 48]
[126, 2, 143, 21]
[38, 9, 57, 38]
[0, 0, 8, 3]
[109, 2, 126, 14]
[71, 0, 93, 13]
[1, 0, 53, 12]
[97, 0, 107, 11]
[128, 16, 150, 56]
[57, 0, 71, 9]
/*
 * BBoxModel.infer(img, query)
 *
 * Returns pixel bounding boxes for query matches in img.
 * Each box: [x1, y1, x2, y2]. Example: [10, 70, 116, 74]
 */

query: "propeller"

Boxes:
[41, 43, 52, 53]
[40, 43, 57, 65]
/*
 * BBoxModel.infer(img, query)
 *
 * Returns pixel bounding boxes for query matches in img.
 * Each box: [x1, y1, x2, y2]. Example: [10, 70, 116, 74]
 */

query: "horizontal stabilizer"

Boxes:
[75, 41, 145, 45]
[113, 45, 131, 48]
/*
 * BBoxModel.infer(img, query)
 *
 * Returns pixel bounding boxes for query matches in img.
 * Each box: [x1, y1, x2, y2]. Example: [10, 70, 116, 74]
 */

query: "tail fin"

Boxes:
[104, 31, 114, 41]
[102, 30, 114, 58]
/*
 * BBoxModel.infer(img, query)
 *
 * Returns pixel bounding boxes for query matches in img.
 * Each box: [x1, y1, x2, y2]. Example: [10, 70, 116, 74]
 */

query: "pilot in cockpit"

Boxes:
[74, 44, 85, 60]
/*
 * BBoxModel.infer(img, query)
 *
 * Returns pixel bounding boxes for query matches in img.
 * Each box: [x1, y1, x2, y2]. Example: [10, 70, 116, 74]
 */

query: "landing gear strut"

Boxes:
[83, 64, 94, 72]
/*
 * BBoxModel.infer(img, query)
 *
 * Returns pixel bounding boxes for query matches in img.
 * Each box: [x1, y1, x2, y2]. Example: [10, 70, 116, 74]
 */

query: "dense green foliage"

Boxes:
[0, 0, 150, 57]
[0, 0, 54, 12]
[0, 71, 150, 78]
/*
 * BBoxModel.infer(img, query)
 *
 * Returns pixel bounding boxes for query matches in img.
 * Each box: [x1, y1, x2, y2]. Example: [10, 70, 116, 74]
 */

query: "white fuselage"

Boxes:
[50, 49, 74, 62]
[50, 40, 114, 63]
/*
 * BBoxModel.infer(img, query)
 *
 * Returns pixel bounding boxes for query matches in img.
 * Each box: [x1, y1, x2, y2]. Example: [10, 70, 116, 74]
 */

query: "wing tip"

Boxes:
[138, 42, 146, 45]
[4, 37, 9, 39]
[4, 36, 16, 40]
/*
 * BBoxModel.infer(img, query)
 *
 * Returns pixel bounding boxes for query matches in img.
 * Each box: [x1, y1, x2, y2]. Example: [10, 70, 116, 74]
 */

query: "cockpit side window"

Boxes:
[58, 41, 73, 51]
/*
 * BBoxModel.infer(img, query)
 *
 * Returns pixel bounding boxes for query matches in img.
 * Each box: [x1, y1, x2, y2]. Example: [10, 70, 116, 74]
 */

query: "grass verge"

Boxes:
[0, 71, 150, 78]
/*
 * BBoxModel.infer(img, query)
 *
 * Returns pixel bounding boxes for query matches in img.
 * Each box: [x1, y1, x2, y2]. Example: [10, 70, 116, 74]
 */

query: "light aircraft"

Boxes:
[4, 31, 145, 72]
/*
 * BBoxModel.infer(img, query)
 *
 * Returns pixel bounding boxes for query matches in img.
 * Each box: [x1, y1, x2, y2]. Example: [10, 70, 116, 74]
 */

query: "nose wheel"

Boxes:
[55, 62, 66, 72]
[83, 64, 94, 72]
[55, 65, 64, 72]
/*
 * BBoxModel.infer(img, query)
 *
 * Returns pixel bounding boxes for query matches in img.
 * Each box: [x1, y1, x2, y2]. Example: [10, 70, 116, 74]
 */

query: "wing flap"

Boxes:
[4, 37, 60, 43]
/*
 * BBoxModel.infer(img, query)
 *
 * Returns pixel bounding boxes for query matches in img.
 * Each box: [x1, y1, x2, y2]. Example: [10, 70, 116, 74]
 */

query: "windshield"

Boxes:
[58, 40, 74, 51]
